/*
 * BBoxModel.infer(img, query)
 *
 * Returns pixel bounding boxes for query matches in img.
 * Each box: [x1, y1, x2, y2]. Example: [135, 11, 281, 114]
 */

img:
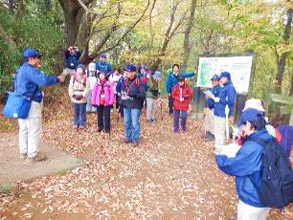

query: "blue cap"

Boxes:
[220, 71, 231, 80]
[22, 48, 42, 59]
[99, 53, 107, 58]
[124, 64, 137, 72]
[211, 74, 220, 81]
[240, 108, 264, 124]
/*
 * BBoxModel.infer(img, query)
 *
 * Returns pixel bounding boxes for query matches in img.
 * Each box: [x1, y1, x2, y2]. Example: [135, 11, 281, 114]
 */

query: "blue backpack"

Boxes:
[250, 137, 293, 208]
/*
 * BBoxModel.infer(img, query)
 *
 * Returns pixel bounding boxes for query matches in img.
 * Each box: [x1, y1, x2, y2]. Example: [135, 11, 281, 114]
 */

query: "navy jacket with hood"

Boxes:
[214, 81, 236, 117]
[64, 50, 81, 70]
[216, 129, 273, 208]
[14, 62, 59, 103]
[207, 84, 222, 109]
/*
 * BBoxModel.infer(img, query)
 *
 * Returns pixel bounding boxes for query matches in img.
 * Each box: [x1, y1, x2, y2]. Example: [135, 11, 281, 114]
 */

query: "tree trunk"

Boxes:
[183, 0, 197, 65]
[147, 0, 157, 62]
[290, 67, 293, 96]
[275, 7, 292, 94]
[58, 0, 85, 47]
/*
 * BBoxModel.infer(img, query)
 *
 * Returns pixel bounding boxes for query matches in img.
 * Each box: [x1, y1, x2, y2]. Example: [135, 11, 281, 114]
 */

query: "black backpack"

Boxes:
[250, 137, 293, 208]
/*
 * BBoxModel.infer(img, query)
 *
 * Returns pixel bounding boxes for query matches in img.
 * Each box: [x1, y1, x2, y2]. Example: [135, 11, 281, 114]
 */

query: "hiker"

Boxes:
[120, 64, 146, 146]
[165, 64, 196, 114]
[109, 67, 123, 110]
[145, 70, 160, 122]
[86, 63, 97, 113]
[213, 71, 236, 147]
[203, 74, 222, 140]
[15, 48, 65, 162]
[171, 76, 193, 132]
[216, 108, 272, 219]
[91, 71, 115, 133]
[63, 46, 81, 76]
[95, 53, 113, 75]
[68, 64, 90, 129]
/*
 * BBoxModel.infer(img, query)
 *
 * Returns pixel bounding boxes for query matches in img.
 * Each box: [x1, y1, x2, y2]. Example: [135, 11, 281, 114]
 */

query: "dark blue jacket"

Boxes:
[207, 85, 222, 109]
[121, 76, 146, 109]
[65, 50, 81, 70]
[95, 60, 113, 75]
[214, 81, 236, 117]
[216, 129, 273, 208]
[14, 63, 59, 103]
[165, 72, 195, 94]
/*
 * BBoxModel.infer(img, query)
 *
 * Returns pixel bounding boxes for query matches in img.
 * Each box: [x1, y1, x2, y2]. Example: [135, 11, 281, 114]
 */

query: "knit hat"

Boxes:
[242, 98, 265, 112]
[76, 64, 86, 72]
[240, 108, 264, 124]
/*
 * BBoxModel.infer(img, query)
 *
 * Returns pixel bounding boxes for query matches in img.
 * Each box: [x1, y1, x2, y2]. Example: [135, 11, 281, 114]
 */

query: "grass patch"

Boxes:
[0, 183, 14, 194]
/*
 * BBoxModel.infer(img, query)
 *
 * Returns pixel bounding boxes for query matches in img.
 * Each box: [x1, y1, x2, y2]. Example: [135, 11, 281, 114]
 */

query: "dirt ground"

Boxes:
[0, 95, 292, 220]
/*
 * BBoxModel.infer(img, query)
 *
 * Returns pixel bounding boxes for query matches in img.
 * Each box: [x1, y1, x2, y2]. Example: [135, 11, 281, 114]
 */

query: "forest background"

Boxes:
[0, 0, 292, 120]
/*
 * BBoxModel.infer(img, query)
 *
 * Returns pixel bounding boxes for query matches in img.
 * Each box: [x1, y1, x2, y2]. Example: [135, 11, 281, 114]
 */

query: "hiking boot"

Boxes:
[27, 153, 47, 163]
[97, 127, 103, 132]
[20, 153, 27, 159]
[79, 126, 85, 130]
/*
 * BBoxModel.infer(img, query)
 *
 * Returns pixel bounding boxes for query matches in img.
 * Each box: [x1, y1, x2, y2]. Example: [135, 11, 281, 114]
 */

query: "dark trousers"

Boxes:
[96, 106, 111, 132]
[168, 96, 174, 114]
[173, 109, 187, 132]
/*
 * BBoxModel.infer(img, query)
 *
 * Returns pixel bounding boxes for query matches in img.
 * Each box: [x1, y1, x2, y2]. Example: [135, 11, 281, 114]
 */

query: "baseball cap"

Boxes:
[240, 108, 264, 124]
[219, 71, 231, 80]
[124, 64, 137, 72]
[22, 48, 42, 59]
[211, 74, 220, 81]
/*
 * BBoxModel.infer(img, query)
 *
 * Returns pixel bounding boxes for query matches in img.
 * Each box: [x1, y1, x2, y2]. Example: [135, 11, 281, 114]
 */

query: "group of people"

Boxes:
[11, 47, 292, 220]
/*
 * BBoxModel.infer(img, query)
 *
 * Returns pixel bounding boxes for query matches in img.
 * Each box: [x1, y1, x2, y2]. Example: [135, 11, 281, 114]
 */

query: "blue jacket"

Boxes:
[95, 60, 113, 75]
[14, 63, 59, 103]
[65, 51, 81, 70]
[207, 84, 222, 109]
[216, 129, 273, 208]
[214, 81, 236, 117]
[165, 72, 195, 94]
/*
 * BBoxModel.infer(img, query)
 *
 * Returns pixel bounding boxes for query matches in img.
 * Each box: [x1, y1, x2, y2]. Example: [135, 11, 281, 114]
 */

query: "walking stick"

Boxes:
[225, 105, 230, 142]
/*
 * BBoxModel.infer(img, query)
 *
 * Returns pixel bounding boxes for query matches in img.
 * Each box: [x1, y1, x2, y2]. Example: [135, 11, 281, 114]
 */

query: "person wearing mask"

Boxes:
[213, 71, 236, 147]
[165, 64, 196, 114]
[15, 48, 65, 162]
[120, 64, 146, 146]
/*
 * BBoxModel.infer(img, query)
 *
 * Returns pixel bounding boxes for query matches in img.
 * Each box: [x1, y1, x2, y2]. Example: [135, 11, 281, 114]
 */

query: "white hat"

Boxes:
[242, 98, 265, 112]
[88, 63, 96, 72]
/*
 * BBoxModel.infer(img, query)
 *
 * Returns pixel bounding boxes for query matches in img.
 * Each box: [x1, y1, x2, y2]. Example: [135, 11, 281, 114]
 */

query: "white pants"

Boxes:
[237, 200, 270, 220]
[204, 108, 214, 134]
[214, 116, 226, 149]
[146, 98, 156, 120]
[18, 101, 42, 158]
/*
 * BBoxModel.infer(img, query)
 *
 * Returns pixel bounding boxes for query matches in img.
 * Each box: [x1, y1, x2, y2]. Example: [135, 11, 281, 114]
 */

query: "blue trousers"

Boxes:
[123, 108, 141, 143]
[73, 103, 86, 127]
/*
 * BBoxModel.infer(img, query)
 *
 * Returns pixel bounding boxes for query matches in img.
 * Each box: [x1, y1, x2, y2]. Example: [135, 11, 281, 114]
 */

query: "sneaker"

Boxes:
[20, 153, 27, 159]
[147, 119, 154, 123]
[132, 142, 139, 147]
[27, 153, 47, 163]
[121, 138, 132, 144]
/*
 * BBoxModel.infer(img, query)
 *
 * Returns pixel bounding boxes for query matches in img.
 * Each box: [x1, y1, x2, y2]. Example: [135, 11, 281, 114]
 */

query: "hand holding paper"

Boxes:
[203, 90, 214, 99]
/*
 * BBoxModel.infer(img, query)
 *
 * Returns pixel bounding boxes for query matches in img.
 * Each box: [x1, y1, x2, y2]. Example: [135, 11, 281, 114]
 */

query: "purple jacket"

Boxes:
[91, 80, 114, 106]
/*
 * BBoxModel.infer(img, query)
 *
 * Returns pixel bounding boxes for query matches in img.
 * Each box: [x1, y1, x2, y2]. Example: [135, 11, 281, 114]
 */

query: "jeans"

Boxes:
[18, 101, 42, 158]
[173, 109, 187, 132]
[96, 105, 111, 132]
[123, 108, 141, 143]
[73, 103, 86, 127]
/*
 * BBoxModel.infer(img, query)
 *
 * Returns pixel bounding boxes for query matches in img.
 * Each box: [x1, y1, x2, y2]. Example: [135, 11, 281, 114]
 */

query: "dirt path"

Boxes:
[0, 105, 292, 219]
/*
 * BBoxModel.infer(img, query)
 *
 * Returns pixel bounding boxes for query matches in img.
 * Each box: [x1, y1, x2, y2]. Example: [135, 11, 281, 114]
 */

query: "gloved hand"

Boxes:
[214, 97, 220, 102]
[180, 97, 184, 102]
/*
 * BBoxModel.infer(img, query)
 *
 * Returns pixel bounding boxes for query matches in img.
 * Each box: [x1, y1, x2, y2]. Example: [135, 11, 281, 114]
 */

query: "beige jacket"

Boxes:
[68, 75, 90, 104]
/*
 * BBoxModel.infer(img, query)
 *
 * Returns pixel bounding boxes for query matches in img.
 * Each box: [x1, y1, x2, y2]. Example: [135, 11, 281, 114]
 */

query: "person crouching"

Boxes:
[91, 71, 115, 133]
[68, 64, 90, 129]
[171, 76, 193, 132]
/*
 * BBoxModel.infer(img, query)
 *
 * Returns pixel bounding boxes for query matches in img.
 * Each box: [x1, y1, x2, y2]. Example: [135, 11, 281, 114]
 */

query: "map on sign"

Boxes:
[197, 56, 253, 94]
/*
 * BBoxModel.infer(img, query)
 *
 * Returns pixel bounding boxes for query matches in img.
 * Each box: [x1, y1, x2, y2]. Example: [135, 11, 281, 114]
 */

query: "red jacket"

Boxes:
[171, 83, 193, 111]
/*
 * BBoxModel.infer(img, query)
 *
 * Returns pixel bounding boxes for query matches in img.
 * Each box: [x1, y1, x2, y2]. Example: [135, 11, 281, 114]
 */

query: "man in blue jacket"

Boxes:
[120, 64, 146, 147]
[64, 46, 81, 75]
[213, 71, 236, 146]
[165, 64, 196, 114]
[15, 48, 65, 162]
[95, 53, 113, 75]
[203, 74, 222, 140]
[216, 108, 271, 219]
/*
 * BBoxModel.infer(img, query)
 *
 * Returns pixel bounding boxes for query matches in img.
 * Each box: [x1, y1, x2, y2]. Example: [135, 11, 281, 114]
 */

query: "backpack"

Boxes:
[250, 137, 293, 208]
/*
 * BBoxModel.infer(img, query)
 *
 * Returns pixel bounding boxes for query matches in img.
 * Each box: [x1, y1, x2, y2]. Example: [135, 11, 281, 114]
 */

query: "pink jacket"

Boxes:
[91, 79, 115, 106]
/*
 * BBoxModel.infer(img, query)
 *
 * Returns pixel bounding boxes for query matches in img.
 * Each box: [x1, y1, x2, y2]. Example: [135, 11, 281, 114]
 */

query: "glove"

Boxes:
[214, 97, 220, 102]
[180, 97, 184, 102]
